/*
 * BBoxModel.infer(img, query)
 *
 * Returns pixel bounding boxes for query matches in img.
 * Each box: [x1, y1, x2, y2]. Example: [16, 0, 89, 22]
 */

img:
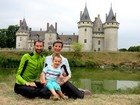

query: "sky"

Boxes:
[0, 0, 140, 49]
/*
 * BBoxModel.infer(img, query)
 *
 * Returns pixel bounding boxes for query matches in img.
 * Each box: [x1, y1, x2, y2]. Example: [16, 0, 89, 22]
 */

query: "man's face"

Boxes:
[34, 41, 44, 54]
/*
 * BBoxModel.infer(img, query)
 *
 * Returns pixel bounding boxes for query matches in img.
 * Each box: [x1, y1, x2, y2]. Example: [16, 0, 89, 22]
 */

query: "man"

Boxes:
[14, 40, 51, 98]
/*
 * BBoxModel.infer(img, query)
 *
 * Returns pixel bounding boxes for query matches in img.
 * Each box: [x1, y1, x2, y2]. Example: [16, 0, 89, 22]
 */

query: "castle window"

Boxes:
[67, 38, 72, 44]
[30, 44, 32, 47]
[18, 43, 20, 47]
[98, 28, 100, 31]
[48, 42, 52, 45]
[85, 28, 87, 31]
[84, 39, 87, 43]
[98, 40, 100, 45]
[98, 48, 100, 51]
[20, 37, 22, 41]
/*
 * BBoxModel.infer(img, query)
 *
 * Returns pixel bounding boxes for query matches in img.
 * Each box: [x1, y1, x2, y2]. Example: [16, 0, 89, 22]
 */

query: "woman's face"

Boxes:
[53, 43, 63, 54]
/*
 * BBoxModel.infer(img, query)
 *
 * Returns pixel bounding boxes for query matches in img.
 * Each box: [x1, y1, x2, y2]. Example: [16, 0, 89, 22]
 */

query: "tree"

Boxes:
[0, 29, 7, 48]
[6, 25, 19, 48]
[71, 42, 83, 58]
[72, 42, 83, 52]
[128, 46, 140, 52]
[119, 48, 127, 51]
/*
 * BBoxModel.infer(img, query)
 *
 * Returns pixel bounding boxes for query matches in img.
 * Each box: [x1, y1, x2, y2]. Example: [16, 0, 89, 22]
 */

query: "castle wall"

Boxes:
[44, 32, 57, 50]
[78, 22, 93, 51]
[103, 22, 119, 51]
[16, 32, 29, 49]
[92, 33, 104, 52]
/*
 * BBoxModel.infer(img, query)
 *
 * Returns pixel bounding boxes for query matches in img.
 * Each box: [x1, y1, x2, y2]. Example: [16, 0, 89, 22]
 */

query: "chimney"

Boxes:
[47, 23, 49, 31]
[80, 11, 82, 20]
[20, 20, 22, 26]
[106, 14, 107, 21]
[55, 22, 57, 32]
[29, 28, 32, 31]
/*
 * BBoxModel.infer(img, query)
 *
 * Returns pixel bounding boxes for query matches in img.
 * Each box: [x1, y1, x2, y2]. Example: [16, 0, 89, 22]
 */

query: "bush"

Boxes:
[0, 56, 19, 68]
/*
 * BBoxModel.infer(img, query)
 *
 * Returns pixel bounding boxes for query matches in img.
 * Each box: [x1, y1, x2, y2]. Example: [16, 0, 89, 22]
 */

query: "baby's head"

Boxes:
[52, 55, 62, 68]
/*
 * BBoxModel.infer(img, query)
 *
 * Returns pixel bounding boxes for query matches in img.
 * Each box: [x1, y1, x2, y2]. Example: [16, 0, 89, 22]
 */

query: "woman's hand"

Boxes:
[58, 81, 65, 86]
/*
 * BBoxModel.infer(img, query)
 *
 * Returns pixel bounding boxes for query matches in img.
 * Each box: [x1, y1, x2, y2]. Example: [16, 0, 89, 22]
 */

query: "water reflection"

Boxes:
[79, 79, 140, 91]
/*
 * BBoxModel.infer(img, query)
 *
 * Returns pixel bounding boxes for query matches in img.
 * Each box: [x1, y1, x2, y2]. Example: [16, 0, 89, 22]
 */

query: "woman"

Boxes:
[40, 40, 84, 99]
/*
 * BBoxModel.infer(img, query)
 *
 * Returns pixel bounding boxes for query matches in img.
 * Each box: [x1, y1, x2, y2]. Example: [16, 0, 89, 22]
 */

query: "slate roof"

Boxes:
[106, 6, 116, 22]
[80, 5, 91, 22]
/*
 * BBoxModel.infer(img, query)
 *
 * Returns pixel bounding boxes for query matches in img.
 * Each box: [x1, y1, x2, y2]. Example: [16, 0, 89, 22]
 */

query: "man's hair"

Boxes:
[53, 39, 63, 48]
[34, 39, 44, 46]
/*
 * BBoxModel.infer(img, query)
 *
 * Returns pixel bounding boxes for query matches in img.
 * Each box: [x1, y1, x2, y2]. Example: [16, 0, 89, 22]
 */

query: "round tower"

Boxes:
[78, 5, 93, 51]
[16, 19, 29, 49]
[103, 6, 119, 52]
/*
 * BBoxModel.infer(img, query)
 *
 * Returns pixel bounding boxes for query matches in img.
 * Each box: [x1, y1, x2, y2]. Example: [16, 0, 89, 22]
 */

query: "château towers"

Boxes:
[16, 4, 119, 52]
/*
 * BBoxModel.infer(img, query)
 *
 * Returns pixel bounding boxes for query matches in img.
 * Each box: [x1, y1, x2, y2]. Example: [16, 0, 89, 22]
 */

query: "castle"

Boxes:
[16, 4, 119, 52]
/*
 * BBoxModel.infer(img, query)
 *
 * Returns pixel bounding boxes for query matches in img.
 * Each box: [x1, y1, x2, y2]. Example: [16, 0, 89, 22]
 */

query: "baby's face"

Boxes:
[53, 57, 62, 68]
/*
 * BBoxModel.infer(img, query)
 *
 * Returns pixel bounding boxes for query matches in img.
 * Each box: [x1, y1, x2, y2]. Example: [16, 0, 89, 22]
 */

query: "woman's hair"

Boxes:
[53, 39, 63, 48]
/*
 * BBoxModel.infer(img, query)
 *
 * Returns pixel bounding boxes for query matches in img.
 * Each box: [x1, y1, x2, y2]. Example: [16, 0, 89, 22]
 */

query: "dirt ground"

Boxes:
[0, 83, 140, 105]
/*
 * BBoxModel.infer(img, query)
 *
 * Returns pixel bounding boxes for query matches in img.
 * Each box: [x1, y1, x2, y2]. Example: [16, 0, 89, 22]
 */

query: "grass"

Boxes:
[62, 51, 140, 65]
[0, 51, 140, 104]
[0, 68, 140, 105]
[0, 50, 140, 66]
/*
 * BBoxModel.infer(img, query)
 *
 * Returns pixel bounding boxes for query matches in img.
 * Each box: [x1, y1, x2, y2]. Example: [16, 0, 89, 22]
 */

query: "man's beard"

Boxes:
[35, 49, 43, 54]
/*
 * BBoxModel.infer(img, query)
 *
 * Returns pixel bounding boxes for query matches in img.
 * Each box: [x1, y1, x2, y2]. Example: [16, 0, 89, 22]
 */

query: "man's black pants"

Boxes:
[14, 81, 84, 99]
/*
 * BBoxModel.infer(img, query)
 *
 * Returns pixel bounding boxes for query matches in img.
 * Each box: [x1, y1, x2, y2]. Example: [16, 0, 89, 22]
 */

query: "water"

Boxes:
[79, 79, 140, 91]
[71, 67, 140, 92]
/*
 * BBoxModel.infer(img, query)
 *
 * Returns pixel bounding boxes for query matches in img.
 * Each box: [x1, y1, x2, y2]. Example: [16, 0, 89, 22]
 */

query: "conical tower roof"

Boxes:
[106, 5, 116, 22]
[17, 18, 28, 32]
[80, 4, 91, 22]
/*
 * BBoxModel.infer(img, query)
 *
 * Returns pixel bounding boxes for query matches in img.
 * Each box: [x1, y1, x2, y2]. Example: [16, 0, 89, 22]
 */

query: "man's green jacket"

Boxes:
[16, 51, 45, 85]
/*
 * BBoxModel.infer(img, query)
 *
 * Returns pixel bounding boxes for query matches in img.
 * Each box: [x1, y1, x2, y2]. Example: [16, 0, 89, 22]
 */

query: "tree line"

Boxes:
[0, 25, 19, 48]
[119, 46, 140, 52]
